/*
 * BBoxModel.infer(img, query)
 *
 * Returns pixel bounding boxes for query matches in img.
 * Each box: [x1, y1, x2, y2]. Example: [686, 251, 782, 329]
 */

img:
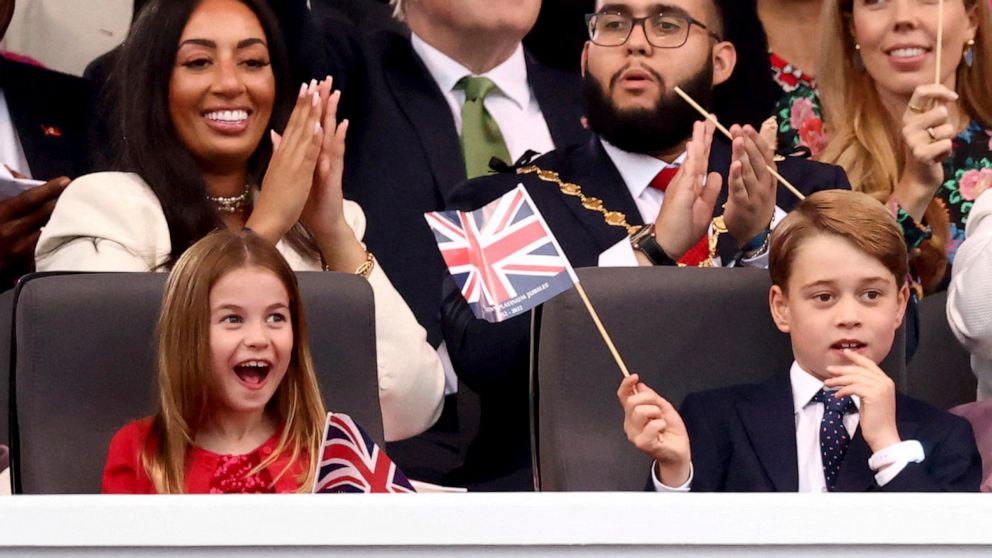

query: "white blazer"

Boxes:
[948, 190, 992, 401]
[36, 172, 444, 441]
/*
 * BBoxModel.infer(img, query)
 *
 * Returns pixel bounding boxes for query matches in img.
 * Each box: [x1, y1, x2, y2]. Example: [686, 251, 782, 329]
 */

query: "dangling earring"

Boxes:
[964, 39, 976, 68]
[854, 43, 864, 70]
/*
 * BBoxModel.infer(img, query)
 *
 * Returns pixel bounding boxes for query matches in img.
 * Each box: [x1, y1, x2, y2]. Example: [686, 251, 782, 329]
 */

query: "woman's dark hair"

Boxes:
[111, 0, 295, 266]
[710, 0, 779, 129]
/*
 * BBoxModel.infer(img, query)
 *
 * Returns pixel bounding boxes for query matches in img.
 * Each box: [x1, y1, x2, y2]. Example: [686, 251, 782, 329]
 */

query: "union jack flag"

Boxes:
[312, 413, 415, 494]
[425, 184, 578, 322]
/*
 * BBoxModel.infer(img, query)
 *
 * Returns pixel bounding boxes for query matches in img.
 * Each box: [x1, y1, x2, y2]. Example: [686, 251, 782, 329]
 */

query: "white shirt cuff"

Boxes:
[730, 206, 787, 269]
[650, 461, 693, 492]
[869, 440, 925, 487]
[737, 249, 769, 269]
[597, 237, 640, 267]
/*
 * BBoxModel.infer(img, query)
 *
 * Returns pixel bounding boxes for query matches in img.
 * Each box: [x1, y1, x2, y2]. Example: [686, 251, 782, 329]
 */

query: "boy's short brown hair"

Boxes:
[769, 189, 908, 289]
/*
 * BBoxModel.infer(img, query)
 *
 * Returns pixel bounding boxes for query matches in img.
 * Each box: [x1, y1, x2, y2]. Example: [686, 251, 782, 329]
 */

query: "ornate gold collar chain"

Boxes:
[516, 165, 641, 235]
[515, 164, 726, 267]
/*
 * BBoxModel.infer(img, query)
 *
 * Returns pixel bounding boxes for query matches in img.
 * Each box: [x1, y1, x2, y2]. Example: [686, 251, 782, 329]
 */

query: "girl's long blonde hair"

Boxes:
[143, 229, 326, 493]
[817, 0, 992, 288]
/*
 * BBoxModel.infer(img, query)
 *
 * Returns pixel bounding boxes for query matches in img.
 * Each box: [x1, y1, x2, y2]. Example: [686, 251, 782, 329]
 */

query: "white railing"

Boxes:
[1, 492, 990, 556]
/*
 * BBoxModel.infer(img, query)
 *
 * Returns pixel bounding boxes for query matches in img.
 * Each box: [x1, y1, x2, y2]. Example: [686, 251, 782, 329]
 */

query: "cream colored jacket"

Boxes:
[948, 190, 992, 401]
[36, 172, 444, 441]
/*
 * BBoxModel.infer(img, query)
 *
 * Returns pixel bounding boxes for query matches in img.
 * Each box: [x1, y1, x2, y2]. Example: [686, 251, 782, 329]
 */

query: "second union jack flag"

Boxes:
[312, 413, 415, 494]
[425, 184, 578, 322]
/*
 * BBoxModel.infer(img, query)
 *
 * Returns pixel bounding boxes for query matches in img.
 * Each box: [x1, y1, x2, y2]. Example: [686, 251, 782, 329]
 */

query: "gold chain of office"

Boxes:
[515, 164, 725, 267]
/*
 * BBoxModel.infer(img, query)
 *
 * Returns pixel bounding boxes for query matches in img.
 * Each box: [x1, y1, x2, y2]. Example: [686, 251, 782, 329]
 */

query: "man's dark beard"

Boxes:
[582, 60, 714, 156]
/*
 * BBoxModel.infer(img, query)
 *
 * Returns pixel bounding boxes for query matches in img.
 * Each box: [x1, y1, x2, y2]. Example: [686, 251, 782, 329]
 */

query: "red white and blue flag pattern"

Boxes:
[312, 413, 415, 494]
[425, 184, 578, 322]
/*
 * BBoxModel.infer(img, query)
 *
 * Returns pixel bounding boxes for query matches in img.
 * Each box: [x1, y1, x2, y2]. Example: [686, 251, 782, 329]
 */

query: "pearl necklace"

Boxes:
[207, 184, 252, 214]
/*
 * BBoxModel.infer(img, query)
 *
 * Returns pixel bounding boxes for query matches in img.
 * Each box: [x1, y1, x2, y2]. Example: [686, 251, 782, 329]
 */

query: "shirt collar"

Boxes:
[789, 361, 861, 415]
[599, 137, 686, 199]
[410, 32, 530, 110]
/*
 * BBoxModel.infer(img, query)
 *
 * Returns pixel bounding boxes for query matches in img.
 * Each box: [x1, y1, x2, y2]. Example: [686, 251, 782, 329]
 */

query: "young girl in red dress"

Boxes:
[102, 230, 328, 493]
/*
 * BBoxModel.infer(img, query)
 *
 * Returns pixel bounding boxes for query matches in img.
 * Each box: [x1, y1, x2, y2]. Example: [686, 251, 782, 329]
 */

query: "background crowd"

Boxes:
[1, 0, 991, 494]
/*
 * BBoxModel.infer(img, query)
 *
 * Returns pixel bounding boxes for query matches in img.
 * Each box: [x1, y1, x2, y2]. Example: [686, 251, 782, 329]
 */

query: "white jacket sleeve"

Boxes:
[343, 201, 445, 442]
[947, 190, 992, 399]
[35, 172, 171, 272]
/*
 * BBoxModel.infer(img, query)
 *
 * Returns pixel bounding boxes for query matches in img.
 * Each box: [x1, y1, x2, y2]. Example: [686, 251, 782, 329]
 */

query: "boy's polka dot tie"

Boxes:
[812, 388, 857, 492]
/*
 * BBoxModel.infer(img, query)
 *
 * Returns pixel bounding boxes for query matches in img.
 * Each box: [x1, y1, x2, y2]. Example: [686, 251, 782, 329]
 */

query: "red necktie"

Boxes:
[648, 167, 710, 266]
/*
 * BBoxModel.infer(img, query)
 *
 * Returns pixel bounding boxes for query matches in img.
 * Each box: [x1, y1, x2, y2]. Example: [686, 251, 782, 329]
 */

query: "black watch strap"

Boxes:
[631, 225, 678, 266]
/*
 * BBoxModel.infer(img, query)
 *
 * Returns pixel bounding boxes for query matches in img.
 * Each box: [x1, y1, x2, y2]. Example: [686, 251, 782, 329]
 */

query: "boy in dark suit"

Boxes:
[618, 189, 981, 492]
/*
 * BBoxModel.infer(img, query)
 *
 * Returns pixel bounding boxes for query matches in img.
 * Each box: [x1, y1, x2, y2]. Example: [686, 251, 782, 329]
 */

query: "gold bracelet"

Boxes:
[320, 246, 374, 277]
[354, 248, 375, 279]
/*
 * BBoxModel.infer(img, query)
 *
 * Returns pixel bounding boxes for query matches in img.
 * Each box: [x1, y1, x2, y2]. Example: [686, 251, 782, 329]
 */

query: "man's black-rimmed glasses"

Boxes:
[585, 12, 722, 49]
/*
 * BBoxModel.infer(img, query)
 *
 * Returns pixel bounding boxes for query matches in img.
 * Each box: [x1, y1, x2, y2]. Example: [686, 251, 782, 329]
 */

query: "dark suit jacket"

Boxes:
[0, 57, 92, 180]
[315, 22, 589, 344]
[0, 57, 92, 289]
[440, 137, 851, 489]
[680, 373, 982, 492]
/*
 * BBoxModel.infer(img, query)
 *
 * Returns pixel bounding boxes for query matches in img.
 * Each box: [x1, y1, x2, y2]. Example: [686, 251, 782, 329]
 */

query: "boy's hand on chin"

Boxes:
[825, 349, 901, 454]
[618, 374, 692, 486]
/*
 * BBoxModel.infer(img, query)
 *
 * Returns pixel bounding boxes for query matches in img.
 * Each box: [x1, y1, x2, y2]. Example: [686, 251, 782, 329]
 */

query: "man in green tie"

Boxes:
[456, 75, 512, 179]
[393, 0, 575, 178]
[312, 0, 589, 490]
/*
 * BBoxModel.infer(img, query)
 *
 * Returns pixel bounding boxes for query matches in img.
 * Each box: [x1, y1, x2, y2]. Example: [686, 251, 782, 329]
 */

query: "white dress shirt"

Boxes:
[652, 361, 924, 491]
[0, 90, 32, 178]
[600, 138, 684, 225]
[410, 33, 555, 163]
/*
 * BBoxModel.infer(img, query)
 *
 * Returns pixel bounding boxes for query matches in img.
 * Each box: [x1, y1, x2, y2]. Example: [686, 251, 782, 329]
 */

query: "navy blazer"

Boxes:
[0, 57, 92, 289]
[680, 373, 982, 492]
[439, 137, 851, 490]
[0, 57, 92, 180]
[316, 22, 589, 344]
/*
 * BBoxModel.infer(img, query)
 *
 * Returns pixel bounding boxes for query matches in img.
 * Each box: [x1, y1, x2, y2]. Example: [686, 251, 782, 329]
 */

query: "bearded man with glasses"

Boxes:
[437, 0, 853, 491]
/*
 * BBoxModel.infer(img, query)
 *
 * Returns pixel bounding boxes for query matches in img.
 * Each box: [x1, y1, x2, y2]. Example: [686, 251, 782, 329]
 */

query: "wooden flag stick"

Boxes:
[574, 281, 632, 378]
[935, 0, 944, 84]
[673, 86, 806, 202]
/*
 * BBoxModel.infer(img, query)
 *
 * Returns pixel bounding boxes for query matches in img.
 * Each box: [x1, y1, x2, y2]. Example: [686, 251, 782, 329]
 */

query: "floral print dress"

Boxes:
[931, 121, 992, 263]
[894, 120, 992, 293]
[770, 52, 828, 157]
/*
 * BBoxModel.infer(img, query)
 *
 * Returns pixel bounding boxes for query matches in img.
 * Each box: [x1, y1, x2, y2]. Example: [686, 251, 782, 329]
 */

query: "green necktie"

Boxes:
[456, 76, 511, 179]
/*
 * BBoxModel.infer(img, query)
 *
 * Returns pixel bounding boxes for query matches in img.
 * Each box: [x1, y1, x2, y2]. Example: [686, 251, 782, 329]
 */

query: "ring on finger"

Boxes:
[926, 126, 937, 142]
[908, 103, 925, 113]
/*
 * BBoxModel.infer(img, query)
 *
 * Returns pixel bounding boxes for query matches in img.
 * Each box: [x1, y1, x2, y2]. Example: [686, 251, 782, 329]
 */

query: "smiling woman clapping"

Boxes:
[35, 0, 443, 443]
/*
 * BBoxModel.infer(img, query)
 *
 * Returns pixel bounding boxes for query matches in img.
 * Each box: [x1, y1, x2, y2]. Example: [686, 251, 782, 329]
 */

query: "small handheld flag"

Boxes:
[312, 413, 415, 494]
[427, 184, 634, 378]
[935, 0, 944, 85]
[425, 184, 579, 323]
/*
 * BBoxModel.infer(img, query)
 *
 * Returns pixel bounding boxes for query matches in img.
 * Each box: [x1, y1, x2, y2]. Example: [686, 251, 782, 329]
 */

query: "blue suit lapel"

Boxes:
[380, 33, 466, 203]
[552, 138, 645, 257]
[1, 58, 75, 179]
[737, 374, 800, 491]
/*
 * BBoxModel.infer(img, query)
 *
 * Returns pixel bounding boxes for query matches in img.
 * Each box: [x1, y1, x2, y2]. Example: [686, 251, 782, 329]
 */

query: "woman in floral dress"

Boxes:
[816, 0, 992, 294]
